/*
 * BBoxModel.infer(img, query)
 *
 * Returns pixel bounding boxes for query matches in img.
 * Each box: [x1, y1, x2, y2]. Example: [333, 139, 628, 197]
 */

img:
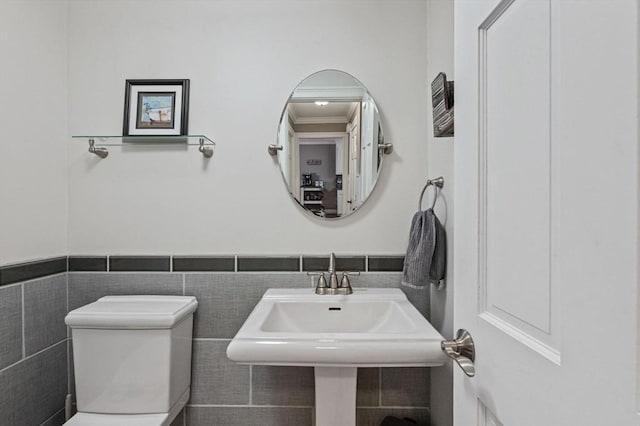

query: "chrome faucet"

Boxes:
[328, 252, 339, 290]
[309, 253, 358, 295]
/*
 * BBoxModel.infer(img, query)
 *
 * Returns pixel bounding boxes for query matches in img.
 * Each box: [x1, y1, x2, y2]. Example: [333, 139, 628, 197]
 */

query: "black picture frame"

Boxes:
[123, 79, 190, 136]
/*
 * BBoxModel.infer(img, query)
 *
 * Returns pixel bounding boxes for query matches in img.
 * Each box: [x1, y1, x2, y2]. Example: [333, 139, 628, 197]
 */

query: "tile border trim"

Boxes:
[1, 255, 405, 286]
[0, 257, 67, 287]
[109, 256, 171, 272]
[68, 256, 107, 272]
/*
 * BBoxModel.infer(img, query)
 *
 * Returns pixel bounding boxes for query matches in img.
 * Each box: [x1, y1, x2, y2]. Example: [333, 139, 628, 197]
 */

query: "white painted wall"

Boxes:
[0, 0, 68, 265]
[67, 0, 430, 255]
[425, 2, 454, 426]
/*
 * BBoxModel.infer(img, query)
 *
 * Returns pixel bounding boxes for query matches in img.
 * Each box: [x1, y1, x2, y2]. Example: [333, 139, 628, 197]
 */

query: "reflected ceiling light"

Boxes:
[314, 101, 329, 106]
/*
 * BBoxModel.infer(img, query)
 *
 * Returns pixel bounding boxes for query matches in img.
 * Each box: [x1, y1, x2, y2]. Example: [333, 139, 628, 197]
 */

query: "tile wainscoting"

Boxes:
[1, 255, 433, 426]
[0, 261, 68, 426]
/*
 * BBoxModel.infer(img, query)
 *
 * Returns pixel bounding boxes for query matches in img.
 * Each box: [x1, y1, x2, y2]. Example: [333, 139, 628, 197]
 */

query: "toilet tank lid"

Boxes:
[65, 295, 198, 329]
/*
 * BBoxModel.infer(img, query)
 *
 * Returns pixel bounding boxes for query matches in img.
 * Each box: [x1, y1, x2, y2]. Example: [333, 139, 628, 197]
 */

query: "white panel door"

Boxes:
[454, 0, 638, 424]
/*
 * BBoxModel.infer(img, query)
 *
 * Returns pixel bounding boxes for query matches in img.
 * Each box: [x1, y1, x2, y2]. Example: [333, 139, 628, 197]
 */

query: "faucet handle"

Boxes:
[317, 273, 327, 289]
[308, 271, 329, 294]
[340, 273, 351, 288]
[338, 272, 358, 295]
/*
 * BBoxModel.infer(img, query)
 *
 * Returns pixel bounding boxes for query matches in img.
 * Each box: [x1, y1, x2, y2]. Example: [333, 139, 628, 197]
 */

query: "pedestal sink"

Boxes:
[227, 288, 447, 426]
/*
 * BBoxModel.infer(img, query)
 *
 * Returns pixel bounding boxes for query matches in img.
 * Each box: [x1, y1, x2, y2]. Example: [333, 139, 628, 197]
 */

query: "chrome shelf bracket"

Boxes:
[88, 138, 109, 159]
[199, 138, 213, 158]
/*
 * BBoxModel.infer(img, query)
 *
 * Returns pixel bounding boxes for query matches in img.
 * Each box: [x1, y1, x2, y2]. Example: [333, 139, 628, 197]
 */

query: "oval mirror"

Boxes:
[275, 70, 388, 219]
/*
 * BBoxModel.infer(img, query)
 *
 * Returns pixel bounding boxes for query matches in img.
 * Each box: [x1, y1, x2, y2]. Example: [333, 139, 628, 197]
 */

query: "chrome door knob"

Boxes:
[441, 329, 476, 377]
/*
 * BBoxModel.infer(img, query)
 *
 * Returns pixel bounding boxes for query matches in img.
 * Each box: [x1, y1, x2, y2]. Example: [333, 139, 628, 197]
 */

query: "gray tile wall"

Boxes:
[0, 255, 434, 426]
[186, 406, 314, 426]
[190, 340, 250, 405]
[66, 259, 433, 426]
[185, 273, 312, 338]
[0, 273, 69, 426]
[24, 275, 68, 356]
[0, 341, 67, 426]
[68, 272, 183, 310]
[0, 285, 23, 370]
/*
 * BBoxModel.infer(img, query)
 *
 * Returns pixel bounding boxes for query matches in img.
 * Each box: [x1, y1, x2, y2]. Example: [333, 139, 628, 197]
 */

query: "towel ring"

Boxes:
[418, 176, 444, 210]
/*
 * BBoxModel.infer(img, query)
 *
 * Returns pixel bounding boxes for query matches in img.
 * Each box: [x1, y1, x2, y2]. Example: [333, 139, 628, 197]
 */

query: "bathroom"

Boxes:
[0, 1, 638, 426]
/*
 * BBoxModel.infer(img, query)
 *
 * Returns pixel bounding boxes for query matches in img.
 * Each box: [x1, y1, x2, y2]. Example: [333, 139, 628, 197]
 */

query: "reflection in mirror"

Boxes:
[276, 70, 385, 219]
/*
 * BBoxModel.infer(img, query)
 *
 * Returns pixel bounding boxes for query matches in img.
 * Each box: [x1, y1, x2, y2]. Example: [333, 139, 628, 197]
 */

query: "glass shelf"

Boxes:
[72, 135, 214, 146]
[72, 135, 214, 158]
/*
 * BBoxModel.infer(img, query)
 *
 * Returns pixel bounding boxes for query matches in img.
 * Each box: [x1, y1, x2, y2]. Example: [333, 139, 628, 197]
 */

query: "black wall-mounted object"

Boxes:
[431, 72, 454, 137]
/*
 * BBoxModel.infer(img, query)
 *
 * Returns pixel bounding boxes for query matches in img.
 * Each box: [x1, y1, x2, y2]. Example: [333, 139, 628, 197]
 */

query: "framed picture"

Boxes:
[123, 79, 189, 136]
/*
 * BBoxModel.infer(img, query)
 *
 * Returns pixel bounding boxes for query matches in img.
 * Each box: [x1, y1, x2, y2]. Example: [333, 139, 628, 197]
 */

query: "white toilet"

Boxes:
[64, 295, 198, 426]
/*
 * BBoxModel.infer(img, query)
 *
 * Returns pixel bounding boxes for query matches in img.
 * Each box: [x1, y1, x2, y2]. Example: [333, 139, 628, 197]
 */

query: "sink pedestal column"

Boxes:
[314, 367, 357, 426]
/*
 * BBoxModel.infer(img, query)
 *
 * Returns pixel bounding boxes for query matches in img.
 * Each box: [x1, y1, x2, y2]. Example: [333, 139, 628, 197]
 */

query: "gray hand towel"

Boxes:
[401, 208, 447, 288]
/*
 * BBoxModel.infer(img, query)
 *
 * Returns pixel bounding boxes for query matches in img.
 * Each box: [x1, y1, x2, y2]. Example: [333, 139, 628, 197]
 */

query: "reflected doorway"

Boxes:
[298, 136, 345, 218]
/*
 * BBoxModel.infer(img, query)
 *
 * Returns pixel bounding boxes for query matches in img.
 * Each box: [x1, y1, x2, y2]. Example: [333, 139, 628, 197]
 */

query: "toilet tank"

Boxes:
[66, 296, 198, 414]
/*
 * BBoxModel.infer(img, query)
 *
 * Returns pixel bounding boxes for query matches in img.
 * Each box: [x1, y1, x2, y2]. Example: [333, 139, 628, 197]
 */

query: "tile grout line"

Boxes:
[66, 271, 69, 316]
[249, 365, 253, 405]
[379, 368, 382, 407]
[186, 404, 316, 408]
[40, 407, 65, 426]
[359, 405, 431, 410]
[0, 280, 23, 290]
[176, 404, 438, 411]
[21, 283, 25, 358]
[67, 338, 72, 401]
[66, 271, 71, 396]
[0, 339, 67, 375]
[193, 338, 232, 341]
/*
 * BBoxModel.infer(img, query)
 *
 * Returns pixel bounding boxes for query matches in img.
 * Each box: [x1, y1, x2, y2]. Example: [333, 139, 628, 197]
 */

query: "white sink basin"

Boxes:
[226, 288, 448, 367]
